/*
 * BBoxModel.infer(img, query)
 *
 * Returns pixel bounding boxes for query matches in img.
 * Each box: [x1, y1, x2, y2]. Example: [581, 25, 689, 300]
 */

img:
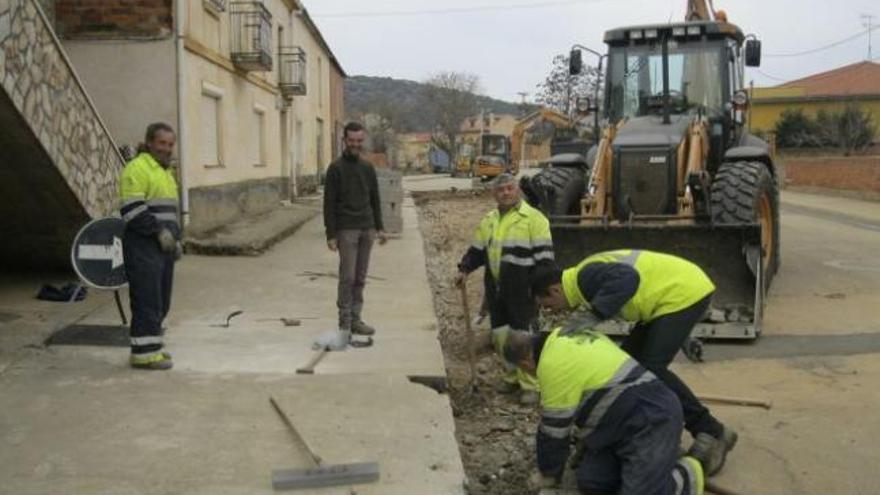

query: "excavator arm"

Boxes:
[686, 0, 715, 21]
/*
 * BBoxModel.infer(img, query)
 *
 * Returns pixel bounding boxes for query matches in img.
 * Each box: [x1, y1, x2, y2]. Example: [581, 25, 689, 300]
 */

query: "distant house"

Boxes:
[750, 61, 880, 137]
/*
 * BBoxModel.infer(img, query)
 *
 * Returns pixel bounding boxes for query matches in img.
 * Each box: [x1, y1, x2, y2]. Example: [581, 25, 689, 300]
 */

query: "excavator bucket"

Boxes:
[550, 221, 764, 339]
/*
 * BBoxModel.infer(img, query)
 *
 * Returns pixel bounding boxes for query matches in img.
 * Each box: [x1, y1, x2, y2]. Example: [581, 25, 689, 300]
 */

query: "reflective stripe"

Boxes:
[147, 198, 178, 207]
[578, 371, 656, 438]
[500, 240, 533, 250]
[131, 336, 163, 346]
[673, 469, 685, 495]
[577, 359, 639, 405]
[538, 423, 572, 439]
[500, 254, 535, 267]
[154, 212, 179, 222]
[122, 197, 144, 206]
[122, 204, 148, 222]
[534, 251, 555, 261]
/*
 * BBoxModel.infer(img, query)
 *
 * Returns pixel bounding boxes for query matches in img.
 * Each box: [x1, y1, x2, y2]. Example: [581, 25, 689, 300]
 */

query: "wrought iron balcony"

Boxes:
[203, 0, 227, 14]
[230, 1, 272, 72]
[279, 46, 307, 97]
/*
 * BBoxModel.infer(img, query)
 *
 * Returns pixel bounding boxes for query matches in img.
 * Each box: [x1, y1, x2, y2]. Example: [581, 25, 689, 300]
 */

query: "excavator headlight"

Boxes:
[630, 30, 643, 40]
[672, 26, 687, 37]
[644, 29, 659, 39]
[686, 25, 702, 36]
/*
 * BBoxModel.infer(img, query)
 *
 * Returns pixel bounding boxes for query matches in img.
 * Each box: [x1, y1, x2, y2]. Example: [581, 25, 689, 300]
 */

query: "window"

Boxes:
[252, 105, 266, 166]
[200, 88, 223, 167]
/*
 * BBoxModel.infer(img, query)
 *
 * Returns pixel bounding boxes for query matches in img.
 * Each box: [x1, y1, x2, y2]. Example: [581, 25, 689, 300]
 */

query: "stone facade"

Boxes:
[0, 0, 123, 268]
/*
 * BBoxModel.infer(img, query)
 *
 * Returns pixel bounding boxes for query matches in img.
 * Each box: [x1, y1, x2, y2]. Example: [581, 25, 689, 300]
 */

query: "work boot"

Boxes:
[687, 426, 738, 476]
[351, 320, 376, 336]
[130, 353, 173, 370]
[519, 389, 540, 406]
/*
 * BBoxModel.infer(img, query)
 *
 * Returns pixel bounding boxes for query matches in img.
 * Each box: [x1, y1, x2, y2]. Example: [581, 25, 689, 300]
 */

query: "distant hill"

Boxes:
[345, 75, 536, 133]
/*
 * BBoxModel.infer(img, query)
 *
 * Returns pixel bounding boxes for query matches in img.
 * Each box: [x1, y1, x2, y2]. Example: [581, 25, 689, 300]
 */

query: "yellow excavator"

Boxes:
[523, 0, 777, 339]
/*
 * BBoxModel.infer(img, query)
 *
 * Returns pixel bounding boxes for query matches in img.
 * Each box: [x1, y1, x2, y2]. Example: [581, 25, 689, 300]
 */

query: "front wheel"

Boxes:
[710, 161, 780, 289]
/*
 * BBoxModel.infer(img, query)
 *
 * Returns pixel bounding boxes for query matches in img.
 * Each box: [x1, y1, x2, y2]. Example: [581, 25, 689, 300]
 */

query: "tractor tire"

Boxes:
[527, 166, 586, 222]
[710, 161, 780, 289]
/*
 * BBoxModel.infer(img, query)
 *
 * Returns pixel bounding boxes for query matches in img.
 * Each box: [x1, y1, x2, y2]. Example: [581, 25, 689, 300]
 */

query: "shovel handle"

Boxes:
[269, 396, 323, 467]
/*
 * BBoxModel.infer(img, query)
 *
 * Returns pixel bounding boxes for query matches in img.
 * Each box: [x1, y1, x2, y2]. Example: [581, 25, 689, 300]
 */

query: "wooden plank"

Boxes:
[271, 462, 380, 490]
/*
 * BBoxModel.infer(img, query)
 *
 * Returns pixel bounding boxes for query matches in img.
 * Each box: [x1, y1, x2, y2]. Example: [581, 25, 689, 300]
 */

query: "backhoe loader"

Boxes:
[524, 0, 777, 339]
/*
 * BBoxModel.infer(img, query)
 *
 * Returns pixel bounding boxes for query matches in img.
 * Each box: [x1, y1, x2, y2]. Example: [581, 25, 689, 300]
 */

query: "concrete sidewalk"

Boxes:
[0, 196, 465, 494]
[781, 189, 880, 225]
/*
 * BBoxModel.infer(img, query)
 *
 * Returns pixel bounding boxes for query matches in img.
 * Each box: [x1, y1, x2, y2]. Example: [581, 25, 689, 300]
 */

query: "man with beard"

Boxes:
[119, 123, 181, 370]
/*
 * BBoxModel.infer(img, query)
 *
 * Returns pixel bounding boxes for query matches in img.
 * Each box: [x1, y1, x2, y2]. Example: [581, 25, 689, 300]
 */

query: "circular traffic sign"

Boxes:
[71, 217, 128, 289]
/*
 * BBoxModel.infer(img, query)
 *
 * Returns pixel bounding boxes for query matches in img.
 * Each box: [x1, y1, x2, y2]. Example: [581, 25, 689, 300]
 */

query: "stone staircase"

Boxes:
[0, 0, 123, 269]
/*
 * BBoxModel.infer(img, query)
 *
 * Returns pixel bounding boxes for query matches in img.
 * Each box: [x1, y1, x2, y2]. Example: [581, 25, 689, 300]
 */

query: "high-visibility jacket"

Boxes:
[119, 152, 180, 238]
[535, 327, 656, 476]
[561, 249, 714, 323]
[458, 200, 554, 329]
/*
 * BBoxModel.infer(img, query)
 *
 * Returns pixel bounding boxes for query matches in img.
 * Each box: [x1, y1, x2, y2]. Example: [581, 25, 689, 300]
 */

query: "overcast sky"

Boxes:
[307, 0, 879, 102]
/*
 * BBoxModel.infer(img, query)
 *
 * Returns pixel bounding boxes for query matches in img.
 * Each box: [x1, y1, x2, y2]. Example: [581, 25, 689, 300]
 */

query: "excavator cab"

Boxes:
[473, 133, 513, 179]
[527, 5, 778, 340]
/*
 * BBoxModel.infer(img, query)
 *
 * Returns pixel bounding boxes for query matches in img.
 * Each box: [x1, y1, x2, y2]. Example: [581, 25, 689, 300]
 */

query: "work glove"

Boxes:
[312, 329, 350, 351]
[490, 324, 513, 355]
[156, 228, 176, 254]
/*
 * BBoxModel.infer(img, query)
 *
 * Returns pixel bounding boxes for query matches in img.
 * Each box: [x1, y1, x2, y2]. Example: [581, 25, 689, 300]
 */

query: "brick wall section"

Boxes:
[55, 0, 172, 39]
[784, 156, 880, 193]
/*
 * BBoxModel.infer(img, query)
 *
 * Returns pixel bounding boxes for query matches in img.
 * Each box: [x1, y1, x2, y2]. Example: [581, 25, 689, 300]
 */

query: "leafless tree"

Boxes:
[535, 54, 601, 116]
[423, 71, 482, 162]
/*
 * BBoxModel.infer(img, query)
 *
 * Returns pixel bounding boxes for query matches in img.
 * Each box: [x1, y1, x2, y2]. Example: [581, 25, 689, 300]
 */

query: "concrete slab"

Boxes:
[0, 191, 465, 493]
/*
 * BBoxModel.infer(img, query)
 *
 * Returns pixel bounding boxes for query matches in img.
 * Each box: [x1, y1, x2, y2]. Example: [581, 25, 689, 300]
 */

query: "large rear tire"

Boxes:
[525, 167, 585, 221]
[710, 161, 780, 289]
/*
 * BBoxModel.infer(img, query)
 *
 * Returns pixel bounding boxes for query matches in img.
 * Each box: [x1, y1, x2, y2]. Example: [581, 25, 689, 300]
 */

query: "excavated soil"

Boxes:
[413, 190, 541, 495]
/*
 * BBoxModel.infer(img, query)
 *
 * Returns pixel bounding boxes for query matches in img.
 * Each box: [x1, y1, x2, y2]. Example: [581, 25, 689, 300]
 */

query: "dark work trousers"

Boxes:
[123, 231, 175, 358]
[575, 380, 692, 495]
[484, 272, 536, 332]
[621, 294, 723, 439]
[336, 229, 375, 330]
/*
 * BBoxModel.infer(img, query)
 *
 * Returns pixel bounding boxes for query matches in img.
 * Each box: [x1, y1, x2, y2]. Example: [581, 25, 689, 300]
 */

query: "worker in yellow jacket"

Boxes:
[504, 328, 704, 494]
[455, 173, 554, 404]
[530, 250, 736, 476]
[119, 123, 180, 370]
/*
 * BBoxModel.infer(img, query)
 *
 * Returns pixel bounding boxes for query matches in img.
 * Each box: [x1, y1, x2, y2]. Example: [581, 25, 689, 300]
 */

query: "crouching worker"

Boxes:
[530, 250, 737, 475]
[503, 328, 704, 495]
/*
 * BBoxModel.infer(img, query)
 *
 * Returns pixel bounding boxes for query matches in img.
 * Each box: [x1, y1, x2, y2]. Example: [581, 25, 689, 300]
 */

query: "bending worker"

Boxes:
[119, 123, 181, 370]
[504, 328, 704, 494]
[530, 250, 736, 475]
[455, 173, 554, 405]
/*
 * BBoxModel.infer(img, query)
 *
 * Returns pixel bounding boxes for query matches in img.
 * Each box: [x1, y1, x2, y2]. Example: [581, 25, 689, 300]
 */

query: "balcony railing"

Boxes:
[203, 0, 227, 14]
[279, 46, 307, 97]
[230, 1, 272, 72]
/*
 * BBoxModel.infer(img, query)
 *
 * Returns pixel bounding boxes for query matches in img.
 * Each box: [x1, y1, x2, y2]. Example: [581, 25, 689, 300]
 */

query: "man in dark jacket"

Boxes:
[320, 122, 386, 350]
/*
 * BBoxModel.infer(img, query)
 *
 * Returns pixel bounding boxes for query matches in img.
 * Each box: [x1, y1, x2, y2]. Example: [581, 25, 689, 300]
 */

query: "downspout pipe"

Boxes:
[175, 0, 190, 225]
